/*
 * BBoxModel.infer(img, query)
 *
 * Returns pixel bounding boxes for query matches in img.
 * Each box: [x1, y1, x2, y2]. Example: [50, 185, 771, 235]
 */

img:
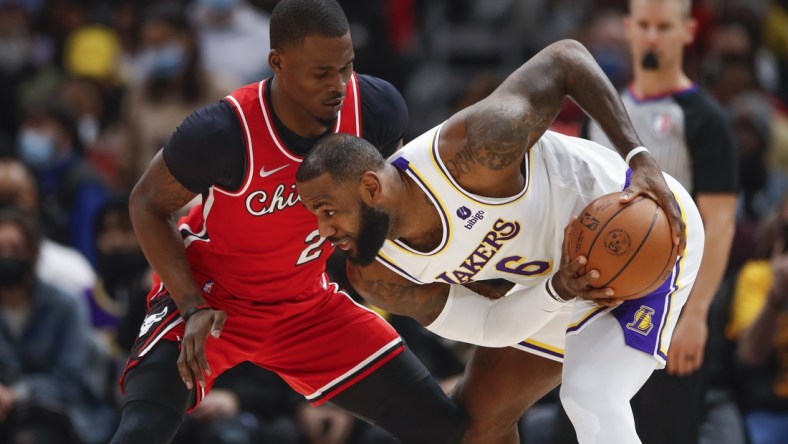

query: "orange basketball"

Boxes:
[566, 192, 679, 300]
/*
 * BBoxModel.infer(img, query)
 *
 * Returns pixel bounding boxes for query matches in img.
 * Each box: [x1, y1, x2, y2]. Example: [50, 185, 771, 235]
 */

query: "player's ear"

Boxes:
[359, 171, 382, 205]
[269, 49, 283, 74]
[684, 17, 697, 45]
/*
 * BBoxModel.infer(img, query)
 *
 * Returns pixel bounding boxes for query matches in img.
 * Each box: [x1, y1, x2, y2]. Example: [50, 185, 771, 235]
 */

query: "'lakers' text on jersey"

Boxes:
[378, 126, 629, 289]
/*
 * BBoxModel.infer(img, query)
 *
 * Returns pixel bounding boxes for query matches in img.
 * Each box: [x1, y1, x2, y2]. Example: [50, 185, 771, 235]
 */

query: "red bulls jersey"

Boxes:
[178, 74, 362, 301]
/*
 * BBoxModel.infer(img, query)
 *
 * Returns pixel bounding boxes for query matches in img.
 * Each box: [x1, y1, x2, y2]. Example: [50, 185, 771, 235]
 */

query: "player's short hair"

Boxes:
[629, 0, 692, 18]
[297, 134, 386, 184]
[270, 0, 349, 50]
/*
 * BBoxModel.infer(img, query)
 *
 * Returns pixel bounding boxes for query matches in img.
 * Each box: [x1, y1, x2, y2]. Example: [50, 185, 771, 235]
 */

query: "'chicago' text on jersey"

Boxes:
[245, 183, 301, 216]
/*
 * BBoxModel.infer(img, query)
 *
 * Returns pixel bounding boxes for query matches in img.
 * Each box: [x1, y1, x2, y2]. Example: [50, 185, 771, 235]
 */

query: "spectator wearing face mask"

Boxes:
[92, 198, 151, 352]
[0, 156, 96, 314]
[122, 2, 235, 189]
[0, 207, 114, 444]
[15, 102, 110, 266]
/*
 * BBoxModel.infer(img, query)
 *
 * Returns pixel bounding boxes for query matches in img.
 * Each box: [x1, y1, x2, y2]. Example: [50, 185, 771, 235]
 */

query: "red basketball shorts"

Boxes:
[120, 271, 403, 409]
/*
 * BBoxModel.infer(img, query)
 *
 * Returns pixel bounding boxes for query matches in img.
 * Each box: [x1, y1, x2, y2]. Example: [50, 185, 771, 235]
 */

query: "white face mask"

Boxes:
[78, 115, 99, 148]
[17, 129, 56, 169]
[133, 43, 187, 83]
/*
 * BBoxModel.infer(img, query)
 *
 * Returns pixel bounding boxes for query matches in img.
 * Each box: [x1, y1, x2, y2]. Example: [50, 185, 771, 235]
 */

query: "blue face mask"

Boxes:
[198, 0, 238, 13]
[17, 129, 56, 169]
[137, 43, 187, 80]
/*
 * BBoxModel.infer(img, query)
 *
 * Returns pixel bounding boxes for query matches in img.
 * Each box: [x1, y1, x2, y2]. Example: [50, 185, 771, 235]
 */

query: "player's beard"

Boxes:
[641, 50, 660, 70]
[347, 201, 391, 266]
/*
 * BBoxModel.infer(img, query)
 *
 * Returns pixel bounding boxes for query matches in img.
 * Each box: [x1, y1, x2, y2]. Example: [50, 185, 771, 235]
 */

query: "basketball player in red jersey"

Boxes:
[108, 1, 465, 443]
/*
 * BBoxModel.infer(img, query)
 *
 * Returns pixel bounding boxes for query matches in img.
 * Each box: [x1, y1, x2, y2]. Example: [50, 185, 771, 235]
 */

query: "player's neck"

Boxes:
[630, 69, 692, 99]
[269, 78, 332, 138]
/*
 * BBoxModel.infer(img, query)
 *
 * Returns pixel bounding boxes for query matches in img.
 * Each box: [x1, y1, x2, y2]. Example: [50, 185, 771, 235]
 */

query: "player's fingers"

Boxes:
[177, 343, 194, 390]
[577, 285, 618, 304]
[194, 340, 212, 377]
[562, 217, 577, 264]
[619, 187, 636, 202]
[671, 350, 696, 376]
[596, 297, 623, 307]
[621, 183, 658, 202]
[577, 268, 601, 287]
[185, 339, 206, 387]
[210, 310, 227, 338]
[565, 255, 587, 276]
[683, 349, 702, 375]
[670, 212, 685, 248]
[194, 347, 211, 376]
[675, 360, 692, 376]
[657, 192, 686, 249]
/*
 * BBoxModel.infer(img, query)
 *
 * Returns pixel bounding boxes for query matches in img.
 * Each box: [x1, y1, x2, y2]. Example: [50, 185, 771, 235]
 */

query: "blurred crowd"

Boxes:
[0, 0, 787, 443]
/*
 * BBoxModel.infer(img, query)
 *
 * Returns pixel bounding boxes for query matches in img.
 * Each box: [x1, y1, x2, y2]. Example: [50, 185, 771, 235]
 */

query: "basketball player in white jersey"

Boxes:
[297, 39, 705, 444]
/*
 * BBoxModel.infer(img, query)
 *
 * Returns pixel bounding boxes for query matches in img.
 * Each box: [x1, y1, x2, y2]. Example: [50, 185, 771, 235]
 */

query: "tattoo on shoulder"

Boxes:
[463, 102, 549, 171]
[443, 144, 477, 179]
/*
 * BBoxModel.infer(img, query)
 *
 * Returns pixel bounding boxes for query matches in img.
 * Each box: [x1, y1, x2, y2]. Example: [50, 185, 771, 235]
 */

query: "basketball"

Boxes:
[566, 192, 679, 300]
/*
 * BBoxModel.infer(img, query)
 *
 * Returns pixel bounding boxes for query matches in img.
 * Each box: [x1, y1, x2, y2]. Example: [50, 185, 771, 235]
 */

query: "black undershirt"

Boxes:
[162, 74, 408, 193]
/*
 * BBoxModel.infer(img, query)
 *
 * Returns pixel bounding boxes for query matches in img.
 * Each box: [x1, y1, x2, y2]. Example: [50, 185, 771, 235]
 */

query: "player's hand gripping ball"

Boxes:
[567, 192, 680, 300]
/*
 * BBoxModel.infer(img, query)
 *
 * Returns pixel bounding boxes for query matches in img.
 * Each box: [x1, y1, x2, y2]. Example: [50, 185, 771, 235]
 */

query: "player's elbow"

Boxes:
[546, 39, 591, 61]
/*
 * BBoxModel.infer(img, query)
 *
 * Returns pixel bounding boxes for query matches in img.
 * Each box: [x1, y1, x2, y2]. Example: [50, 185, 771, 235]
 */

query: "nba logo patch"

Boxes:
[651, 113, 672, 135]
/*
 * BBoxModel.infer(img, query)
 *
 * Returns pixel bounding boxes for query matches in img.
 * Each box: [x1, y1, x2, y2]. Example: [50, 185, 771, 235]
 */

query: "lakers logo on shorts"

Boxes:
[626, 305, 655, 336]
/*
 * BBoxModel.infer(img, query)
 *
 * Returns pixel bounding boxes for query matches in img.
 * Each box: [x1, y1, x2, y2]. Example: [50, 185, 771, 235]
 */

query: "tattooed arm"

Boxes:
[348, 260, 573, 347]
[441, 39, 686, 250]
[347, 260, 450, 326]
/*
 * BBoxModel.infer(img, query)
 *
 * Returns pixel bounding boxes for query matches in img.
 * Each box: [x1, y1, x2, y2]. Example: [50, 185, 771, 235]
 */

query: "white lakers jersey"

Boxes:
[377, 124, 634, 289]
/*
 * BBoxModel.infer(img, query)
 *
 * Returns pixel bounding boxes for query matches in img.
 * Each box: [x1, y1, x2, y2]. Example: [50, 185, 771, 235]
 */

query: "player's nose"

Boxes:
[328, 72, 346, 93]
[317, 221, 336, 239]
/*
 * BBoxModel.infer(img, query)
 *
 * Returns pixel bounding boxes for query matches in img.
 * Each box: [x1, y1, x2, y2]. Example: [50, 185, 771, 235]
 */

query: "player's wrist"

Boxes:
[625, 146, 649, 166]
[182, 303, 212, 322]
[546, 275, 572, 302]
